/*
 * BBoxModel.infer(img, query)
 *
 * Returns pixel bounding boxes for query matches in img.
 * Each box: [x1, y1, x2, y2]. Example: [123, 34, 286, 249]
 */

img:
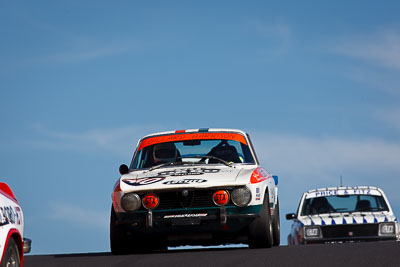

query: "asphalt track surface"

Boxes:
[25, 241, 400, 267]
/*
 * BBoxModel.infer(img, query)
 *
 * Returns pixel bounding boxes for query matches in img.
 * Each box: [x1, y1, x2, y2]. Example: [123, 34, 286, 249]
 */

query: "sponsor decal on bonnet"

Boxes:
[123, 177, 166, 186]
[163, 179, 207, 185]
[158, 168, 220, 177]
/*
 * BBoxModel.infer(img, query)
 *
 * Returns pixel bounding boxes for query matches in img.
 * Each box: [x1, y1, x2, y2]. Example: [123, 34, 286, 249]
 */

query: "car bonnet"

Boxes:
[298, 213, 397, 226]
[119, 165, 246, 191]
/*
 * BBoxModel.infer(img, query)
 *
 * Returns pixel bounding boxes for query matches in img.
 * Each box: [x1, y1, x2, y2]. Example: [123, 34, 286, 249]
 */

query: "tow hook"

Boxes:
[220, 206, 227, 224]
[146, 210, 153, 228]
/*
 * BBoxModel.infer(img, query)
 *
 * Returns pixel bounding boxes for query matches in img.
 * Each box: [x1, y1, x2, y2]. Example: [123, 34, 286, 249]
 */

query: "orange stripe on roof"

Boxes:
[138, 132, 247, 151]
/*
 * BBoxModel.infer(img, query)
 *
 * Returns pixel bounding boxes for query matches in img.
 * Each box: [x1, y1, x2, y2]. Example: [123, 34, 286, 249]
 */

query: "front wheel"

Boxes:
[110, 206, 136, 254]
[110, 206, 167, 254]
[248, 191, 273, 248]
[272, 198, 280, 246]
[1, 238, 20, 267]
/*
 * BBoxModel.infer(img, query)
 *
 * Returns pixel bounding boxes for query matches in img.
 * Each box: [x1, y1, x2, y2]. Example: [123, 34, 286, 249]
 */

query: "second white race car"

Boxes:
[110, 128, 280, 254]
[286, 186, 399, 245]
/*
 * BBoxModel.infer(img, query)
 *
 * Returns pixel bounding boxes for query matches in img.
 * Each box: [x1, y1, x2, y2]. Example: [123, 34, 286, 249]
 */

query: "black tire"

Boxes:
[1, 237, 20, 267]
[248, 191, 274, 248]
[272, 198, 280, 246]
[110, 206, 167, 254]
[110, 206, 136, 255]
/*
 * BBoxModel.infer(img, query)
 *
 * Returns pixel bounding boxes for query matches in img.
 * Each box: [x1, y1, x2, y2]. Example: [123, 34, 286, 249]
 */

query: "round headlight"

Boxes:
[142, 193, 160, 210]
[304, 226, 321, 238]
[213, 190, 230, 206]
[379, 222, 395, 235]
[231, 187, 252, 207]
[121, 193, 141, 212]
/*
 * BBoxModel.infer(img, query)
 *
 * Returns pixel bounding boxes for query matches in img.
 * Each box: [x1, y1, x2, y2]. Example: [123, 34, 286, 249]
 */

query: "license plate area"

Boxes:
[171, 217, 201, 226]
[163, 213, 207, 226]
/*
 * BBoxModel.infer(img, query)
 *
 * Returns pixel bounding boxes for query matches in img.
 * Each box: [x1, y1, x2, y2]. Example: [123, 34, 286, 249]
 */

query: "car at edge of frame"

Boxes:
[286, 186, 399, 245]
[0, 182, 31, 267]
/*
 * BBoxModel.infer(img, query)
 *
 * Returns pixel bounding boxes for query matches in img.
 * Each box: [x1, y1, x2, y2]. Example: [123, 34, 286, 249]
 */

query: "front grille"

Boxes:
[139, 188, 234, 210]
[321, 224, 379, 238]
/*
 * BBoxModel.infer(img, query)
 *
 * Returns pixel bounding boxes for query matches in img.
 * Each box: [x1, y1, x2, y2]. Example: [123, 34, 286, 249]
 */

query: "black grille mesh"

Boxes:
[321, 224, 379, 238]
[138, 188, 234, 210]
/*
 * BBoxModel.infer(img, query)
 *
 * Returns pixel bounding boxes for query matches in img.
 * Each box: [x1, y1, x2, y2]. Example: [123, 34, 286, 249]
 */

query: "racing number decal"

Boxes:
[250, 167, 271, 184]
[0, 206, 21, 225]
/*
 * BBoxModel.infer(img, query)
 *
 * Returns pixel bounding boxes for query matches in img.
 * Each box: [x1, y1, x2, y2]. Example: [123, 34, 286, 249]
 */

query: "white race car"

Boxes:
[110, 128, 279, 254]
[286, 186, 399, 245]
[0, 182, 31, 267]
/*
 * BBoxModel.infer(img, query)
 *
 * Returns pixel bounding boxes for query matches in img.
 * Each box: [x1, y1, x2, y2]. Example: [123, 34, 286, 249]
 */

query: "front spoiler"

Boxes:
[305, 236, 397, 244]
[116, 205, 261, 230]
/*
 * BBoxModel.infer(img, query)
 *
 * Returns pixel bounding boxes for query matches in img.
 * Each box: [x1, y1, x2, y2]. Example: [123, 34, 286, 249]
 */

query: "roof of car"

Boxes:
[304, 186, 384, 196]
[141, 128, 248, 139]
[306, 186, 379, 193]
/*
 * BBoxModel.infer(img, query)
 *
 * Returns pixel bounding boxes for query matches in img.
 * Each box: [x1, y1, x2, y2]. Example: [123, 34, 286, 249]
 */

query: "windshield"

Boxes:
[131, 138, 255, 169]
[300, 194, 389, 216]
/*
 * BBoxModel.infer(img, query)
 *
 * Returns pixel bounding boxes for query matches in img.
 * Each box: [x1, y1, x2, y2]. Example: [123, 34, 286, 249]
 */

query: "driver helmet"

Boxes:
[153, 142, 177, 164]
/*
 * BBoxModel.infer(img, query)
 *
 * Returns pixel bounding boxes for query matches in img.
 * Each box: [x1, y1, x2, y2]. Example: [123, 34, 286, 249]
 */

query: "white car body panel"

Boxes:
[114, 164, 275, 212]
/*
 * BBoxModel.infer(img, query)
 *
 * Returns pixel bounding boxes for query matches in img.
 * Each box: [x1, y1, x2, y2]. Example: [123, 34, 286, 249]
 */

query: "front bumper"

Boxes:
[305, 236, 397, 244]
[116, 205, 261, 235]
[303, 223, 397, 244]
[23, 238, 32, 253]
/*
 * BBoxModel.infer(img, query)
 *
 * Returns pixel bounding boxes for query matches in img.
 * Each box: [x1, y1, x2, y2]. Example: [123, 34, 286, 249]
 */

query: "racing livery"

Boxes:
[0, 182, 31, 267]
[286, 186, 399, 245]
[110, 128, 280, 254]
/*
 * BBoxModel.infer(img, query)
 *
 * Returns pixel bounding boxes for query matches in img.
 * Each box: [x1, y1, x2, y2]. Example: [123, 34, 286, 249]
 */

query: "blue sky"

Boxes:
[1, 1, 400, 254]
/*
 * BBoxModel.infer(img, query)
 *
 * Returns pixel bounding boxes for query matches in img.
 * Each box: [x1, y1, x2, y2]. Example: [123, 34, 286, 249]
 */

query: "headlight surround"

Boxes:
[121, 193, 141, 212]
[231, 187, 252, 207]
[304, 226, 322, 238]
[379, 222, 396, 236]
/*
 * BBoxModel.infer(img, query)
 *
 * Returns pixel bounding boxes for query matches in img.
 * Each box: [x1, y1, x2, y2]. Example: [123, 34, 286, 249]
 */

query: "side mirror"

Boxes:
[285, 213, 296, 220]
[272, 175, 278, 185]
[119, 164, 129, 175]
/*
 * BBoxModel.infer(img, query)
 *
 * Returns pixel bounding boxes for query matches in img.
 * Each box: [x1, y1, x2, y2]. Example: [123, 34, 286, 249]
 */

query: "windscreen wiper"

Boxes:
[183, 155, 233, 167]
[347, 207, 386, 213]
[333, 208, 348, 212]
[148, 161, 184, 171]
